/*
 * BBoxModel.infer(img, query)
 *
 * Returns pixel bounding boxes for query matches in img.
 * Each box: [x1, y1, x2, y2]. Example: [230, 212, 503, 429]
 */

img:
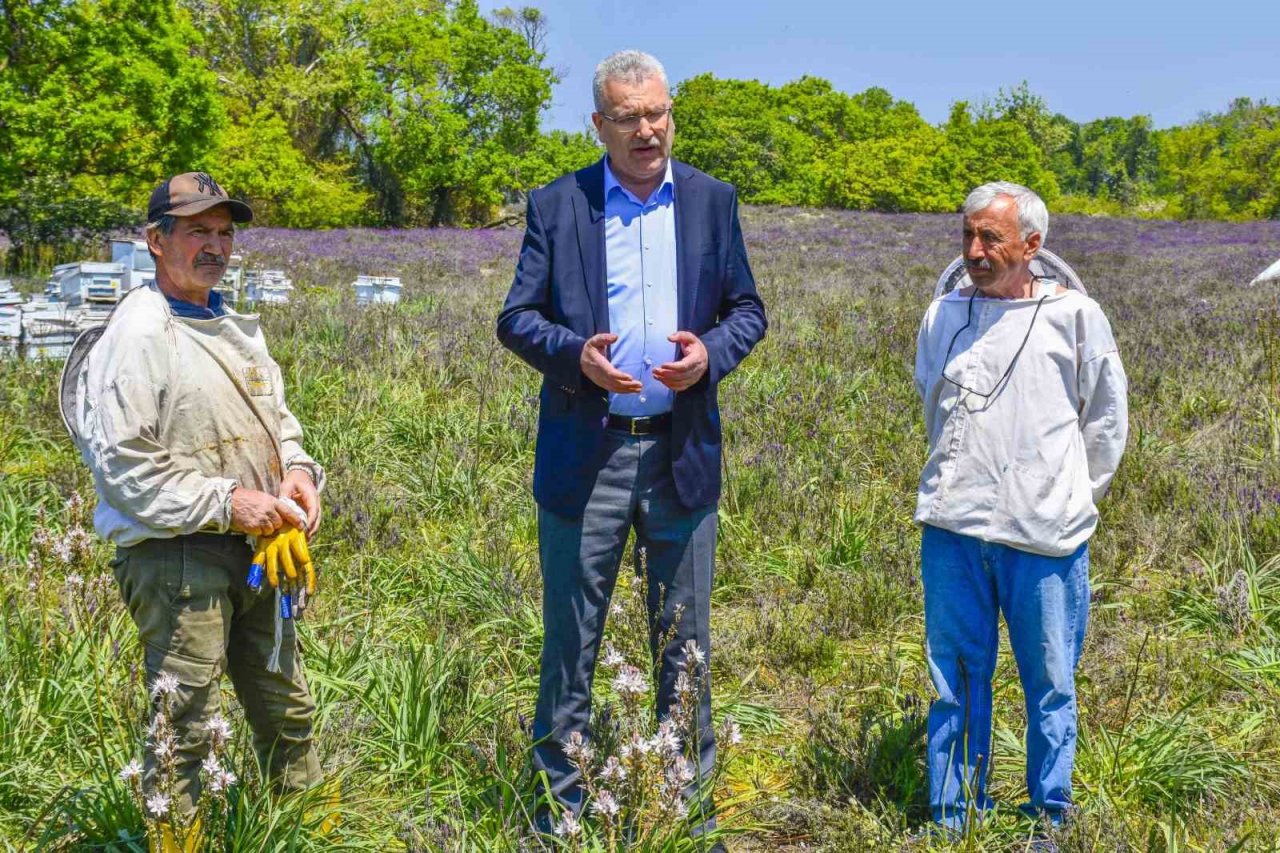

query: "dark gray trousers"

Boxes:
[533, 430, 717, 821]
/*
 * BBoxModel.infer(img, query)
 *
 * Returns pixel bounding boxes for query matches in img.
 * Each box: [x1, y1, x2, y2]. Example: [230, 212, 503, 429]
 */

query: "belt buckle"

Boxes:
[630, 417, 642, 436]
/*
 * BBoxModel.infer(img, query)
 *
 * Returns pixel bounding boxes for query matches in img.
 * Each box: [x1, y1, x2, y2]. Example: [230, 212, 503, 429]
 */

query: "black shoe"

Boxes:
[530, 808, 555, 837]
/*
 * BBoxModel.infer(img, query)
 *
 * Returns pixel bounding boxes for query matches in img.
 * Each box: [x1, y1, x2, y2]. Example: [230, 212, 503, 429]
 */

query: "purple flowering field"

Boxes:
[5, 209, 1280, 848]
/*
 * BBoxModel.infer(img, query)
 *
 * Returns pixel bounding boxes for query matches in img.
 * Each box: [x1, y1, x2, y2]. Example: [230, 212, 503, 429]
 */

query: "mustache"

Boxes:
[631, 138, 663, 150]
[195, 252, 226, 267]
[965, 258, 992, 271]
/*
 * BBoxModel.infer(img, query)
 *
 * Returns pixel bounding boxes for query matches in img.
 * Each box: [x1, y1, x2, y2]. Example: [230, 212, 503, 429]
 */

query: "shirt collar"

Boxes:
[160, 284, 225, 319]
[603, 156, 675, 206]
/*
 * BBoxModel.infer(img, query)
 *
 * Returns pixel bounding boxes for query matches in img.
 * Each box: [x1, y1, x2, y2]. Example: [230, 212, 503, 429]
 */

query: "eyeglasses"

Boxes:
[599, 107, 672, 132]
[941, 284, 1048, 399]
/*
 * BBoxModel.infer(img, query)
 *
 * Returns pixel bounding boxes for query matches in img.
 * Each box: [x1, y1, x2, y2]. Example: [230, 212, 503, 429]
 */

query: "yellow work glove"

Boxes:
[251, 527, 316, 595]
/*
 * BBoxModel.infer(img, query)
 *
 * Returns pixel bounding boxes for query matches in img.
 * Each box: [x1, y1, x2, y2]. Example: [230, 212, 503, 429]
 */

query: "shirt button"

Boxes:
[646, 282, 652, 288]
[643, 356, 653, 366]
[639, 395, 647, 402]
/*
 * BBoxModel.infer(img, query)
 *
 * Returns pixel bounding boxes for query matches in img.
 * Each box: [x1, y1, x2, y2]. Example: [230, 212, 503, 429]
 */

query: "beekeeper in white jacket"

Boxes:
[913, 181, 1128, 833]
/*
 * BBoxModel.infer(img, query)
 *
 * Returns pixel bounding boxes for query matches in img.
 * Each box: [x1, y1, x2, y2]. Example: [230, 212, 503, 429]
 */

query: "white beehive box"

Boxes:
[0, 280, 22, 307]
[0, 305, 21, 356]
[50, 261, 125, 306]
[109, 240, 156, 293]
[245, 270, 293, 305]
[22, 302, 78, 360]
[215, 254, 244, 306]
[353, 275, 402, 306]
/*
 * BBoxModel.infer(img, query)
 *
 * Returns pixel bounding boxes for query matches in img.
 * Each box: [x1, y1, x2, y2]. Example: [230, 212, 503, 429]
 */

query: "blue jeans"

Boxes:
[921, 524, 1089, 829]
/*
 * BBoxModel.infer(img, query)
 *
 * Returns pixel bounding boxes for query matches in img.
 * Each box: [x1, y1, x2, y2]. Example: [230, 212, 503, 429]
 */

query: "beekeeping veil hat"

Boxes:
[934, 248, 1087, 299]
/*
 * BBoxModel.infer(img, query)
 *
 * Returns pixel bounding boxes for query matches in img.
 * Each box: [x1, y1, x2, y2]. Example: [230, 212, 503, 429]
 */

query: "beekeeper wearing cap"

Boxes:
[71, 172, 325, 828]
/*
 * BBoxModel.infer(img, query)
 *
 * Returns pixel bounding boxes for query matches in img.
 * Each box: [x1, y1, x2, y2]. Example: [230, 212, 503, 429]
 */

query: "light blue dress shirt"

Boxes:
[603, 157, 679, 417]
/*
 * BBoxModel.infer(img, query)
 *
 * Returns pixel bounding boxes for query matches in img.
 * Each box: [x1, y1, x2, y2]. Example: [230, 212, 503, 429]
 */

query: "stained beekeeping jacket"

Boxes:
[69, 285, 323, 546]
[913, 284, 1128, 557]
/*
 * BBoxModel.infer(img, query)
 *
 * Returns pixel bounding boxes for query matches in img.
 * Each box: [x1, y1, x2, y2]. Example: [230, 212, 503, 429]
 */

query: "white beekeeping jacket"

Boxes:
[74, 285, 324, 546]
[914, 283, 1128, 557]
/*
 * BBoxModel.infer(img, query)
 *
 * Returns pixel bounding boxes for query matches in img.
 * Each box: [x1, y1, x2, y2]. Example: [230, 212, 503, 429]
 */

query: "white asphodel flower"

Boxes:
[209, 766, 238, 793]
[654, 718, 681, 757]
[668, 756, 696, 787]
[554, 812, 581, 838]
[205, 714, 233, 746]
[720, 715, 743, 746]
[600, 644, 625, 668]
[598, 755, 627, 782]
[146, 792, 171, 818]
[563, 731, 586, 760]
[118, 759, 143, 782]
[673, 670, 693, 697]
[681, 639, 705, 667]
[612, 665, 648, 697]
[592, 790, 621, 818]
[150, 672, 180, 699]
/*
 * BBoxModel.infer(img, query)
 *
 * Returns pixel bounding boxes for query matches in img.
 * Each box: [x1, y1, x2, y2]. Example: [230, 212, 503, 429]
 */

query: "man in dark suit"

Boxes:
[496, 49, 766, 836]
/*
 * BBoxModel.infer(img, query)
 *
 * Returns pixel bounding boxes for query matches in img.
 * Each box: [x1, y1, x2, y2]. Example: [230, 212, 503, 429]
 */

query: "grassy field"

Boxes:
[3, 207, 1280, 851]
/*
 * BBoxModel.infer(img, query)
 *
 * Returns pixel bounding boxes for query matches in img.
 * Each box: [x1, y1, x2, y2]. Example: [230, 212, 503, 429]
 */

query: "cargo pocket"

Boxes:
[144, 642, 221, 691]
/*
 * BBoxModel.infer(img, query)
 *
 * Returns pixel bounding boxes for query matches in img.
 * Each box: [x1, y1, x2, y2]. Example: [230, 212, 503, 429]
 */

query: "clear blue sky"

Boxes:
[479, 0, 1279, 133]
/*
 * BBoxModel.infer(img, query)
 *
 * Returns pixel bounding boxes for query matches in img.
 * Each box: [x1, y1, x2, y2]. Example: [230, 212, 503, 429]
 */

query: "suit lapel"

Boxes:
[573, 159, 608, 333]
[673, 160, 702, 331]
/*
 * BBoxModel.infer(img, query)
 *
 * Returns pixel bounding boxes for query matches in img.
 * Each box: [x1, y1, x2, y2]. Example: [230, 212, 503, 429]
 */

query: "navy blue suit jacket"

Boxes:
[497, 158, 767, 516]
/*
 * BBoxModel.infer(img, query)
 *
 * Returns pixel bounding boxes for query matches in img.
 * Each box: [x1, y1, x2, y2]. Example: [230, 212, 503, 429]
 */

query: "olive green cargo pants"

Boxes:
[113, 533, 322, 816]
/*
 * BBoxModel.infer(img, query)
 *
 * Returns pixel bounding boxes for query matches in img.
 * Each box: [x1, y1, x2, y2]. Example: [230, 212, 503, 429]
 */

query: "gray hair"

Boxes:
[144, 214, 176, 262]
[962, 182, 1049, 243]
[592, 50, 669, 113]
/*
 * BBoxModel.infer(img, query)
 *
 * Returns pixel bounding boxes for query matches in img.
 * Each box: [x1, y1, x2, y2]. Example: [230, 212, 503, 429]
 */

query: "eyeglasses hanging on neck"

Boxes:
[941, 277, 1051, 400]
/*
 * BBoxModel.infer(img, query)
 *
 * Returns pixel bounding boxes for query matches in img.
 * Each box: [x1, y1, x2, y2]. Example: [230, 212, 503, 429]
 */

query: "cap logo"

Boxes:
[194, 172, 224, 196]
[149, 171, 253, 223]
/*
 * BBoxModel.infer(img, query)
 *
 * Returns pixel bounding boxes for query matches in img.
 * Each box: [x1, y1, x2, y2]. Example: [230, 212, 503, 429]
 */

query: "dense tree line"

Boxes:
[1, 0, 1276, 270]
[0, 0, 599, 269]
[672, 76, 1280, 222]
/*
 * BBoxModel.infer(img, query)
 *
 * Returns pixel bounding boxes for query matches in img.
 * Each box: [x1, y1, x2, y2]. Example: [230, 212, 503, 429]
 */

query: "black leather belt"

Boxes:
[607, 412, 672, 435]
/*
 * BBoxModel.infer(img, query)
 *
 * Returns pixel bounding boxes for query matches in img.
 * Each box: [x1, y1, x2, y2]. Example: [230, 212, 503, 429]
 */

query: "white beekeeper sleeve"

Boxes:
[273, 362, 325, 492]
[914, 306, 934, 404]
[1077, 314, 1129, 504]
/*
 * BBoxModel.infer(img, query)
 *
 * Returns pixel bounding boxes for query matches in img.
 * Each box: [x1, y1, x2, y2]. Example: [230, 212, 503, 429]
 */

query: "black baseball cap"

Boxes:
[147, 172, 253, 223]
